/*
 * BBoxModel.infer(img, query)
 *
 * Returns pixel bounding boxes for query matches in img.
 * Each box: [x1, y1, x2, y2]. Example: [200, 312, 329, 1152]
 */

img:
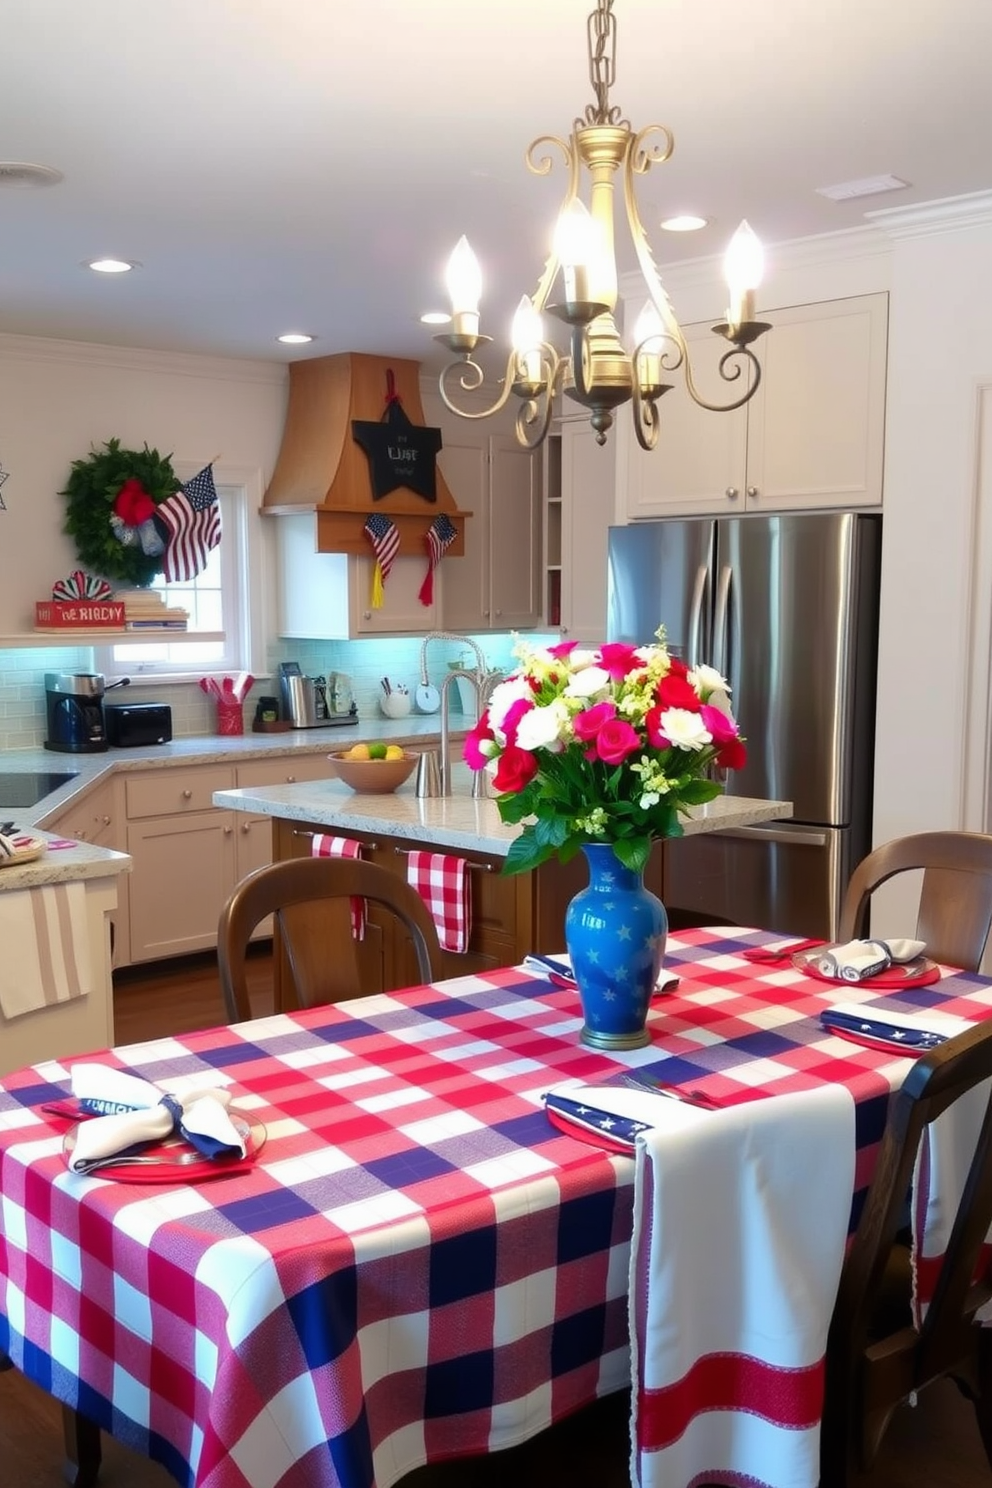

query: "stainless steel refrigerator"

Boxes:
[607, 512, 882, 939]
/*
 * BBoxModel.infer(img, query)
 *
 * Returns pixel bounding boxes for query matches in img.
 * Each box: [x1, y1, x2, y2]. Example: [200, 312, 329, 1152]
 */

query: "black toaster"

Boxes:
[105, 701, 173, 747]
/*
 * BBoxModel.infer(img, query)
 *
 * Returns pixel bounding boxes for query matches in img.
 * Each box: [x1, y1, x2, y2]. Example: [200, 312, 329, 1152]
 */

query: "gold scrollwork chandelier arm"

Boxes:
[513, 342, 563, 449]
[526, 133, 578, 316]
[437, 355, 515, 421]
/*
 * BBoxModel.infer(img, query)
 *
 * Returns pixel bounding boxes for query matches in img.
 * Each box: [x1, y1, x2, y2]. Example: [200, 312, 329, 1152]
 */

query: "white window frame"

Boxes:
[94, 463, 268, 684]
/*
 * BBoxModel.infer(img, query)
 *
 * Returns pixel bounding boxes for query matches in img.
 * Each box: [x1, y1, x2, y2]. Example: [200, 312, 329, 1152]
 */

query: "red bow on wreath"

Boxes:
[109, 478, 165, 557]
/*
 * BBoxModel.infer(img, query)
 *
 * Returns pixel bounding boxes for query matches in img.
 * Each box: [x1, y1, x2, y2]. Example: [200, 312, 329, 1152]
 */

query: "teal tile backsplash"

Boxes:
[0, 633, 548, 748]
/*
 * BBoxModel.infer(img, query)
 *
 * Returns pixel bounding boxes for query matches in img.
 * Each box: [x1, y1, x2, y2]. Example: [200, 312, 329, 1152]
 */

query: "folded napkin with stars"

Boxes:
[66, 1064, 245, 1172]
[816, 937, 925, 982]
[525, 952, 679, 995]
[820, 1001, 974, 1053]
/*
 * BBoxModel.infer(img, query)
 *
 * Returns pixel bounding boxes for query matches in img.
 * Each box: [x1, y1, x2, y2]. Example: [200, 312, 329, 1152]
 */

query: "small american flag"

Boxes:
[418, 513, 457, 606]
[364, 512, 400, 608]
[155, 465, 222, 583]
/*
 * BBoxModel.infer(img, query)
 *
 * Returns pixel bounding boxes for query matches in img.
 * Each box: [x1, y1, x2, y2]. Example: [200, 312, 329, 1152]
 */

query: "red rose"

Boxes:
[668, 656, 689, 679]
[493, 744, 539, 794]
[717, 737, 747, 770]
[645, 704, 668, 749]
[598, 642, 640, 681]
[595, 718, 641, 765]
[658, 674, 700, 711]
[573, 700, 616, 742]
[113, 477, 156, 527]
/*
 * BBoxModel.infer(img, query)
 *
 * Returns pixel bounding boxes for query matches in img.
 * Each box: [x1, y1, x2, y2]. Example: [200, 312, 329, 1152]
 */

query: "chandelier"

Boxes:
[433, 0, 770, 452]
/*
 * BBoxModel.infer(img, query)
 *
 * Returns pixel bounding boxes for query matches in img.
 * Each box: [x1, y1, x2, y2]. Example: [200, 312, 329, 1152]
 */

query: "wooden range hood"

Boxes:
[262, 352, 467, 557]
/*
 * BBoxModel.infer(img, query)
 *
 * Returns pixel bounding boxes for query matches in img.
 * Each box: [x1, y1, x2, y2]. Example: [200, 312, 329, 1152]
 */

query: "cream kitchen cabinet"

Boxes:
[440, 434, 542, 632]
[122, 755, 335, 962]
[619, 293, 888, 519]
[44, 776, 130, 966]
[276, 512, 440, 638]
[557, 417, 616, 645]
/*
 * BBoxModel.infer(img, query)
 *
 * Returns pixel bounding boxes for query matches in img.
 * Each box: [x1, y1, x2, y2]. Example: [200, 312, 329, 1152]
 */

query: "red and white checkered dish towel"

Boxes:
[310, 834, 365, 939]
[630, 1084, 855, 1488]
[405, 850, 472, 953]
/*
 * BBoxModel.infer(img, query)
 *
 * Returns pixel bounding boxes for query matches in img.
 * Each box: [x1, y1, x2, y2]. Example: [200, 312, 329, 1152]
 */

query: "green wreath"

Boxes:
[60, 438, 181, 587]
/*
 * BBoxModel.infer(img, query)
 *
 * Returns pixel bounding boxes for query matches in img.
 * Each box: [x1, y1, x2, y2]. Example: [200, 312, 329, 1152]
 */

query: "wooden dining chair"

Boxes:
[217, 856, 443, 1021]
[838, 830, 992, 972]
[820, 1018, 992, 1486]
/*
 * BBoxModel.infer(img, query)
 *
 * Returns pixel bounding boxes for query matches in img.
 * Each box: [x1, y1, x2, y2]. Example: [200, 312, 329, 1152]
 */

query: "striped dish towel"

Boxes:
[405, 850, 471, 953]
[631, 1084, 855, 1488]
[311, 834, 365, 939]
[0, 882, 94, 1019]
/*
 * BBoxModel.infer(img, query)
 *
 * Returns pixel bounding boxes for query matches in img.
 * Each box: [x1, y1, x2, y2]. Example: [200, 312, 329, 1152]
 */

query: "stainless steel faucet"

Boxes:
[419, 631, 499, 795]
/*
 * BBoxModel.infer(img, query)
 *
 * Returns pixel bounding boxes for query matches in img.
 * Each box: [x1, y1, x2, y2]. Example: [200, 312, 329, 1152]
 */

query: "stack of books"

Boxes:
[114, 590, 190, 630]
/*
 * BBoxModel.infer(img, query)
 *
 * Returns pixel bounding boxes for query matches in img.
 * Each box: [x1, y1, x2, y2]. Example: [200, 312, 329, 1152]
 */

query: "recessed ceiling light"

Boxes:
[86, 258, 138, 274]
[420, 311, 451, 326]
[816, 175, 910, 202]
[277, 332, 315, 345]
[660, 215, 709, 232]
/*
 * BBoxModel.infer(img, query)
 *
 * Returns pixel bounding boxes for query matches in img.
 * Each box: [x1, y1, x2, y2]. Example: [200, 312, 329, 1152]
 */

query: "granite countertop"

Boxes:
[0, 832, 131, 893]
[213, 769, 793, 859]
[0, 716, 456, 828]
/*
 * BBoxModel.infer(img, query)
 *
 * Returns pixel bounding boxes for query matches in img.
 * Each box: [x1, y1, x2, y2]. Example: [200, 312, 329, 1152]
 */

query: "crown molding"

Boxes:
[0, 331, 287, 385]
[865, 189, 992, 240]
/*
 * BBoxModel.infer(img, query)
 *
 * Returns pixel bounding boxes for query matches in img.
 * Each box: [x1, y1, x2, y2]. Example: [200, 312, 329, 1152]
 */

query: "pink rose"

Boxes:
[645, 705, 668, 749]
[463, 714, 495, 770]
[595, 718, 641, 765]
[572, 700, 617, 742]
[500, 696, 534, 744]
[598, 642, 640, 681]
[547, 640, 579, 660]
[493, 744, 539, 794]
[700, 703, 738, 745]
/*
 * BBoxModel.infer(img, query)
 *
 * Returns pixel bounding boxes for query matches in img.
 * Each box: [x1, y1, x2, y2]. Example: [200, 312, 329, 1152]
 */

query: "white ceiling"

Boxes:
[1, 0, 989, 370]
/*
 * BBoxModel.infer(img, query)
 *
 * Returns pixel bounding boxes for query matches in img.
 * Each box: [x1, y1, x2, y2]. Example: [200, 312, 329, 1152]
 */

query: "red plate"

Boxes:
[63, 1115, 266, 1183]
[792, 945, 941, 989]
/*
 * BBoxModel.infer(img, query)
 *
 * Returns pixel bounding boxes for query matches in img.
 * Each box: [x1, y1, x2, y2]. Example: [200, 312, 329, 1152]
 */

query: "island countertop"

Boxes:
[0, 831, 130, 894]
[213, 770, 792, 858]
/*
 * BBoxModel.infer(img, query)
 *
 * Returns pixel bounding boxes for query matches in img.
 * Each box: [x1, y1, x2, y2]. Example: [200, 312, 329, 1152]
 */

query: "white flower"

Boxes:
[705, 688, 734, 718]
[659, 708, 713, 750]
[515, 698, 569, 752]
[564, 665, 610, 700]
[688, 663, 730, 699]
[487, 676, 533, 738]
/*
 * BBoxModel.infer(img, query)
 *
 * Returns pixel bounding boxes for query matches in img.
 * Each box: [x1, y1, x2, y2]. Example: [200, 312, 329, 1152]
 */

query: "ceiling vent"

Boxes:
[0, 162, 64, 189]
[816, 175, 910, 202]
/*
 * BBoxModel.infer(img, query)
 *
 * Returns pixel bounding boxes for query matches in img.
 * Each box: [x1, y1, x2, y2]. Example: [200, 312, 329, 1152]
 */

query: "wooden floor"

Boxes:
[2, 949, 991, 1487]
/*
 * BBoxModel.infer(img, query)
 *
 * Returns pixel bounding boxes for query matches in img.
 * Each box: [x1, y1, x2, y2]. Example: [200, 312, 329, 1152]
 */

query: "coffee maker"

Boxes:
[44, 672, 119, 753]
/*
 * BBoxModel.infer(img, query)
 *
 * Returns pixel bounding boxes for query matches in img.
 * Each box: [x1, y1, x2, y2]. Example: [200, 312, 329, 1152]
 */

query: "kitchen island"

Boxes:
[213, 770, 792, 1000]
[0, 832, 130, 1075]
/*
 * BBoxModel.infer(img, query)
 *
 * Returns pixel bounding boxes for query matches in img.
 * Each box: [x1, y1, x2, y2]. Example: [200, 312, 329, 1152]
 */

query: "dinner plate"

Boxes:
[0, 836, 47, 868]
[792, 944, 941, 989]
[62, 1113, 266, 1183]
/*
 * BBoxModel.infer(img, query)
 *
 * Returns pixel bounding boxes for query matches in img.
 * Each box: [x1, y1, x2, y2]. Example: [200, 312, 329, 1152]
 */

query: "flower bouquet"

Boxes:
[463, 633, 747, 877]
[465, 633, 747, 1048]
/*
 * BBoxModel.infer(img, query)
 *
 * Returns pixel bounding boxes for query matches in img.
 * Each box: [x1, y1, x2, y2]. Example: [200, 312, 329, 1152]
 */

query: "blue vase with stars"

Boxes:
[564, 842, 667, 1051]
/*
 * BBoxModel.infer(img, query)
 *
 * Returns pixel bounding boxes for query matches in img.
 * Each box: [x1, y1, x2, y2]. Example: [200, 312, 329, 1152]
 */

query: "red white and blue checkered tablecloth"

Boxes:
[2, 926, 992, 1488]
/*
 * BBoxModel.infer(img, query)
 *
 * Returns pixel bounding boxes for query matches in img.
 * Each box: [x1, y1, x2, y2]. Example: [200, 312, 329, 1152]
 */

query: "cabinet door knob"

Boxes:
[363, 610, 372, 620]
[182, 789, 193, 800]
[224, 825, 233, 835]
[286, 775, 296, 783]
[746, 485, 759, 499]
[495, 609, 502, 617]
[101, 815, 111, 825]
[241, 821, 251, 833]
[726, 487, 739, 500]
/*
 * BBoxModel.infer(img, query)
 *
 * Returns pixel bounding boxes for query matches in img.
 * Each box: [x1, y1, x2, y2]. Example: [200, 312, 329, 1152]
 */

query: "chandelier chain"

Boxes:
[587, 0, 617, 123]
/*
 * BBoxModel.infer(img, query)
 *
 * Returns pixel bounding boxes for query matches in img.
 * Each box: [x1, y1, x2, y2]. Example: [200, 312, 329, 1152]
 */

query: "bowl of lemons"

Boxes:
[328, 741, 418, 793]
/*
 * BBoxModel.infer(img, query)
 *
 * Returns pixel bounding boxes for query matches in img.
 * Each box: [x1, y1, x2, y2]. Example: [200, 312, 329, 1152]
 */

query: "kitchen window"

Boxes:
[94, 467, 266, 682]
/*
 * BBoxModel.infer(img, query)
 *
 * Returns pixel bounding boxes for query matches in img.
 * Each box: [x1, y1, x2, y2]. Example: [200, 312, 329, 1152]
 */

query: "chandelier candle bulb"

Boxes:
[445, 235, 482, 339]
[633, 301, 665, 391]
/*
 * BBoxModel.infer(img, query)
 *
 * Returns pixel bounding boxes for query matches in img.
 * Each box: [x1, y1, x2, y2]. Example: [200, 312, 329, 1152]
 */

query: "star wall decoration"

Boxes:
[352, 397, 442, 503]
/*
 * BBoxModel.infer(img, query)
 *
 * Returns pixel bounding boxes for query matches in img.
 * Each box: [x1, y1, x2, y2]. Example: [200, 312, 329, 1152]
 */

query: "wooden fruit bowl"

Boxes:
[327, 751, 417, 794]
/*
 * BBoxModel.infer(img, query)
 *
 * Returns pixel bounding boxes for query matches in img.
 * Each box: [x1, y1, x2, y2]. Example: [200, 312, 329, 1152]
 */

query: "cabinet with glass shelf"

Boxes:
[543, 430, 563, 628]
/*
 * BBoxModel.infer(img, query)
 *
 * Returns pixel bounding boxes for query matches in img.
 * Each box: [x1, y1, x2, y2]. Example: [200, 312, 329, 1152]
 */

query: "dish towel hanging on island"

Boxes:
[630, 1083, 855, 1488]
[311, 834, 366, 939]
[405, 849, 472, 953]
[0, 882, 94, 1019]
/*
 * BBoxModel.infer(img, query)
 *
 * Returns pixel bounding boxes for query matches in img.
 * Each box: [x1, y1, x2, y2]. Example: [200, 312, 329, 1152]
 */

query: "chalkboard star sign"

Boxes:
[351, 368, 443, 502]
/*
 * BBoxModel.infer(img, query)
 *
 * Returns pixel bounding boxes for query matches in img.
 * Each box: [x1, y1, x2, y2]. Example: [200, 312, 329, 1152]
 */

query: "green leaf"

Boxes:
[612, 836, 652, 874]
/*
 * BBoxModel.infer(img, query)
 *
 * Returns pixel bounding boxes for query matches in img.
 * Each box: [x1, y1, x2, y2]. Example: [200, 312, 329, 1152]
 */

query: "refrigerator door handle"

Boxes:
[709, 824, 830, 848]
[713, 562, 733, 677]
[688, 563, 709, 666]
